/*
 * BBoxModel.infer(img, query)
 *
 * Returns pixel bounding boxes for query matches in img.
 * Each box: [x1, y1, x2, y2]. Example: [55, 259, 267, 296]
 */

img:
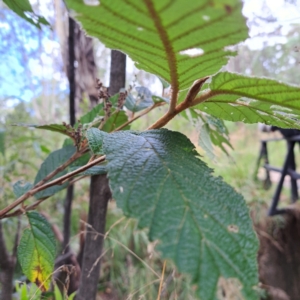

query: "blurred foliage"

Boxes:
[229, 24, 300, 85]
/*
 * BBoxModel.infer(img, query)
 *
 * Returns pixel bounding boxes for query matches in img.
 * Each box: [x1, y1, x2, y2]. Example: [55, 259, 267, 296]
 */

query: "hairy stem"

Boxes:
[0, 155, 106, 219]
[114, 102, 166, 132]
[148, 78, 212, 130]
[34, 151, 81, 189]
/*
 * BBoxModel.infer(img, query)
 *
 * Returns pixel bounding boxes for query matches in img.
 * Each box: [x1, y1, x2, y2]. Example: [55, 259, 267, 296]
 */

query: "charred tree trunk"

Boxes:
[63, 16, 76, 254]
[76, 50, 126, 300]
[54, 17, 81, 295]
[109, 50, 127, 96]
[0, 219, 20, 300]
[257, 208, 300, 300]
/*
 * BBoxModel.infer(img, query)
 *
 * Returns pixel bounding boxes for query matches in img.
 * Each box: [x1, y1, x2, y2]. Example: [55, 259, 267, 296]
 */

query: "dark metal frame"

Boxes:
[256, 135, 300, 216]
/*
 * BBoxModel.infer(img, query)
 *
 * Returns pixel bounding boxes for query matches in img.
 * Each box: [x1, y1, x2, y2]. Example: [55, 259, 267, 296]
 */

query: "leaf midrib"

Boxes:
[207, 90, 300, 110]
[206, 100, 300, 126]
[143, 0, 178, 99]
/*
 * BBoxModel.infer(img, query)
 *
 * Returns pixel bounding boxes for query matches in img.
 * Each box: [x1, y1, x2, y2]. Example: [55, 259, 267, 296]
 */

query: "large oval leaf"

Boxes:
[66, 0, 247, 90]
[17, 211, 56, 291]
[198, 72, 300, 128]
[102, 129, 258, 299]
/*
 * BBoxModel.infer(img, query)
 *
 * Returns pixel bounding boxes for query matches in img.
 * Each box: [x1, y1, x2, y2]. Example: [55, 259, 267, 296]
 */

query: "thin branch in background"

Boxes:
[157, 260, 166, 300]
[80, 222, 160, 279]
[160, 270, 176, 297]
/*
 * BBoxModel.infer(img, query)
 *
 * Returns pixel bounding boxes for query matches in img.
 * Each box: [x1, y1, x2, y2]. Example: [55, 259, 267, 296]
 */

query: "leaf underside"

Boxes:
[17, 211, 56, 291]
[103, 129, 258, 300]
[186, 110, 232, 160]
[125, 86, 154, 112]
[13, 181, 33, 198]
[14, 124, 72, 137]
[201, 72, 300, 128]
[66, 0, 247, 91]
[3, 0, 50, 29]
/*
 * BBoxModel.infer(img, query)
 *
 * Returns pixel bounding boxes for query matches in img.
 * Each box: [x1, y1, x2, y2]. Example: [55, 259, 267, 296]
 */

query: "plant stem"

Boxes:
[0, 155, 106, 219]
[148, 78, 212, 129]
[114, 102, 166, 132]
[34, 151, 81, 189]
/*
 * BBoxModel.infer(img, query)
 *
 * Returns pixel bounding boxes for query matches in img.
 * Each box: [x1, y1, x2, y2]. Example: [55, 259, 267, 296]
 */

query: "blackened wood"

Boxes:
[75, 175, 111, 300]
[76, 50, 126, 300]
[0, 222, 14, 300]
[109, 50, 126, 95]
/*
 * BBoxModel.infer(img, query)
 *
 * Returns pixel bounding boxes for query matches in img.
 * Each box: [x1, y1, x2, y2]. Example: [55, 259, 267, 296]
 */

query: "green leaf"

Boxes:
[158, 76, 170, 89]
[125, 87, 154, 112]
[79, 103, 104, 125]
[70, 152, 90, 168]
[79, 102, 129, 132]
[15, 282, 42, 300]
[102, 110, 129, 132]
[86, 128, 108, 155]
[198, 72, 300, 128]
[199, 113, 232, 158]
[54, 285, 63, 300]
[3, 0, 50, 29]
[13, 123, 72, 137]
[34, 146, 76, 199]
[109, 93, 121, 106]
[63, 138, 74, 147]
[13, 181, 33, 198]
[152, 95, 169, 104]
[40, 145, 51, 154]
[198, 123, 215, 160]
[0, 130, 5, 156]
[17, 211, 56, 291]
[66, 0, 247, 90]
[103, 129, 258, 300]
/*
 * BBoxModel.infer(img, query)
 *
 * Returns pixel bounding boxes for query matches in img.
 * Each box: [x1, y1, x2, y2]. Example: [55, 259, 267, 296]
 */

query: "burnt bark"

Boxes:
[76, 175, 111, 300]
[63, 16, 76, 254]
[109, 50, 127, 95]
[0, 222, 16, 300]
[76, 50, 126, 300]
[53, 17, 79, 295]
[257, 208, 300, 300]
